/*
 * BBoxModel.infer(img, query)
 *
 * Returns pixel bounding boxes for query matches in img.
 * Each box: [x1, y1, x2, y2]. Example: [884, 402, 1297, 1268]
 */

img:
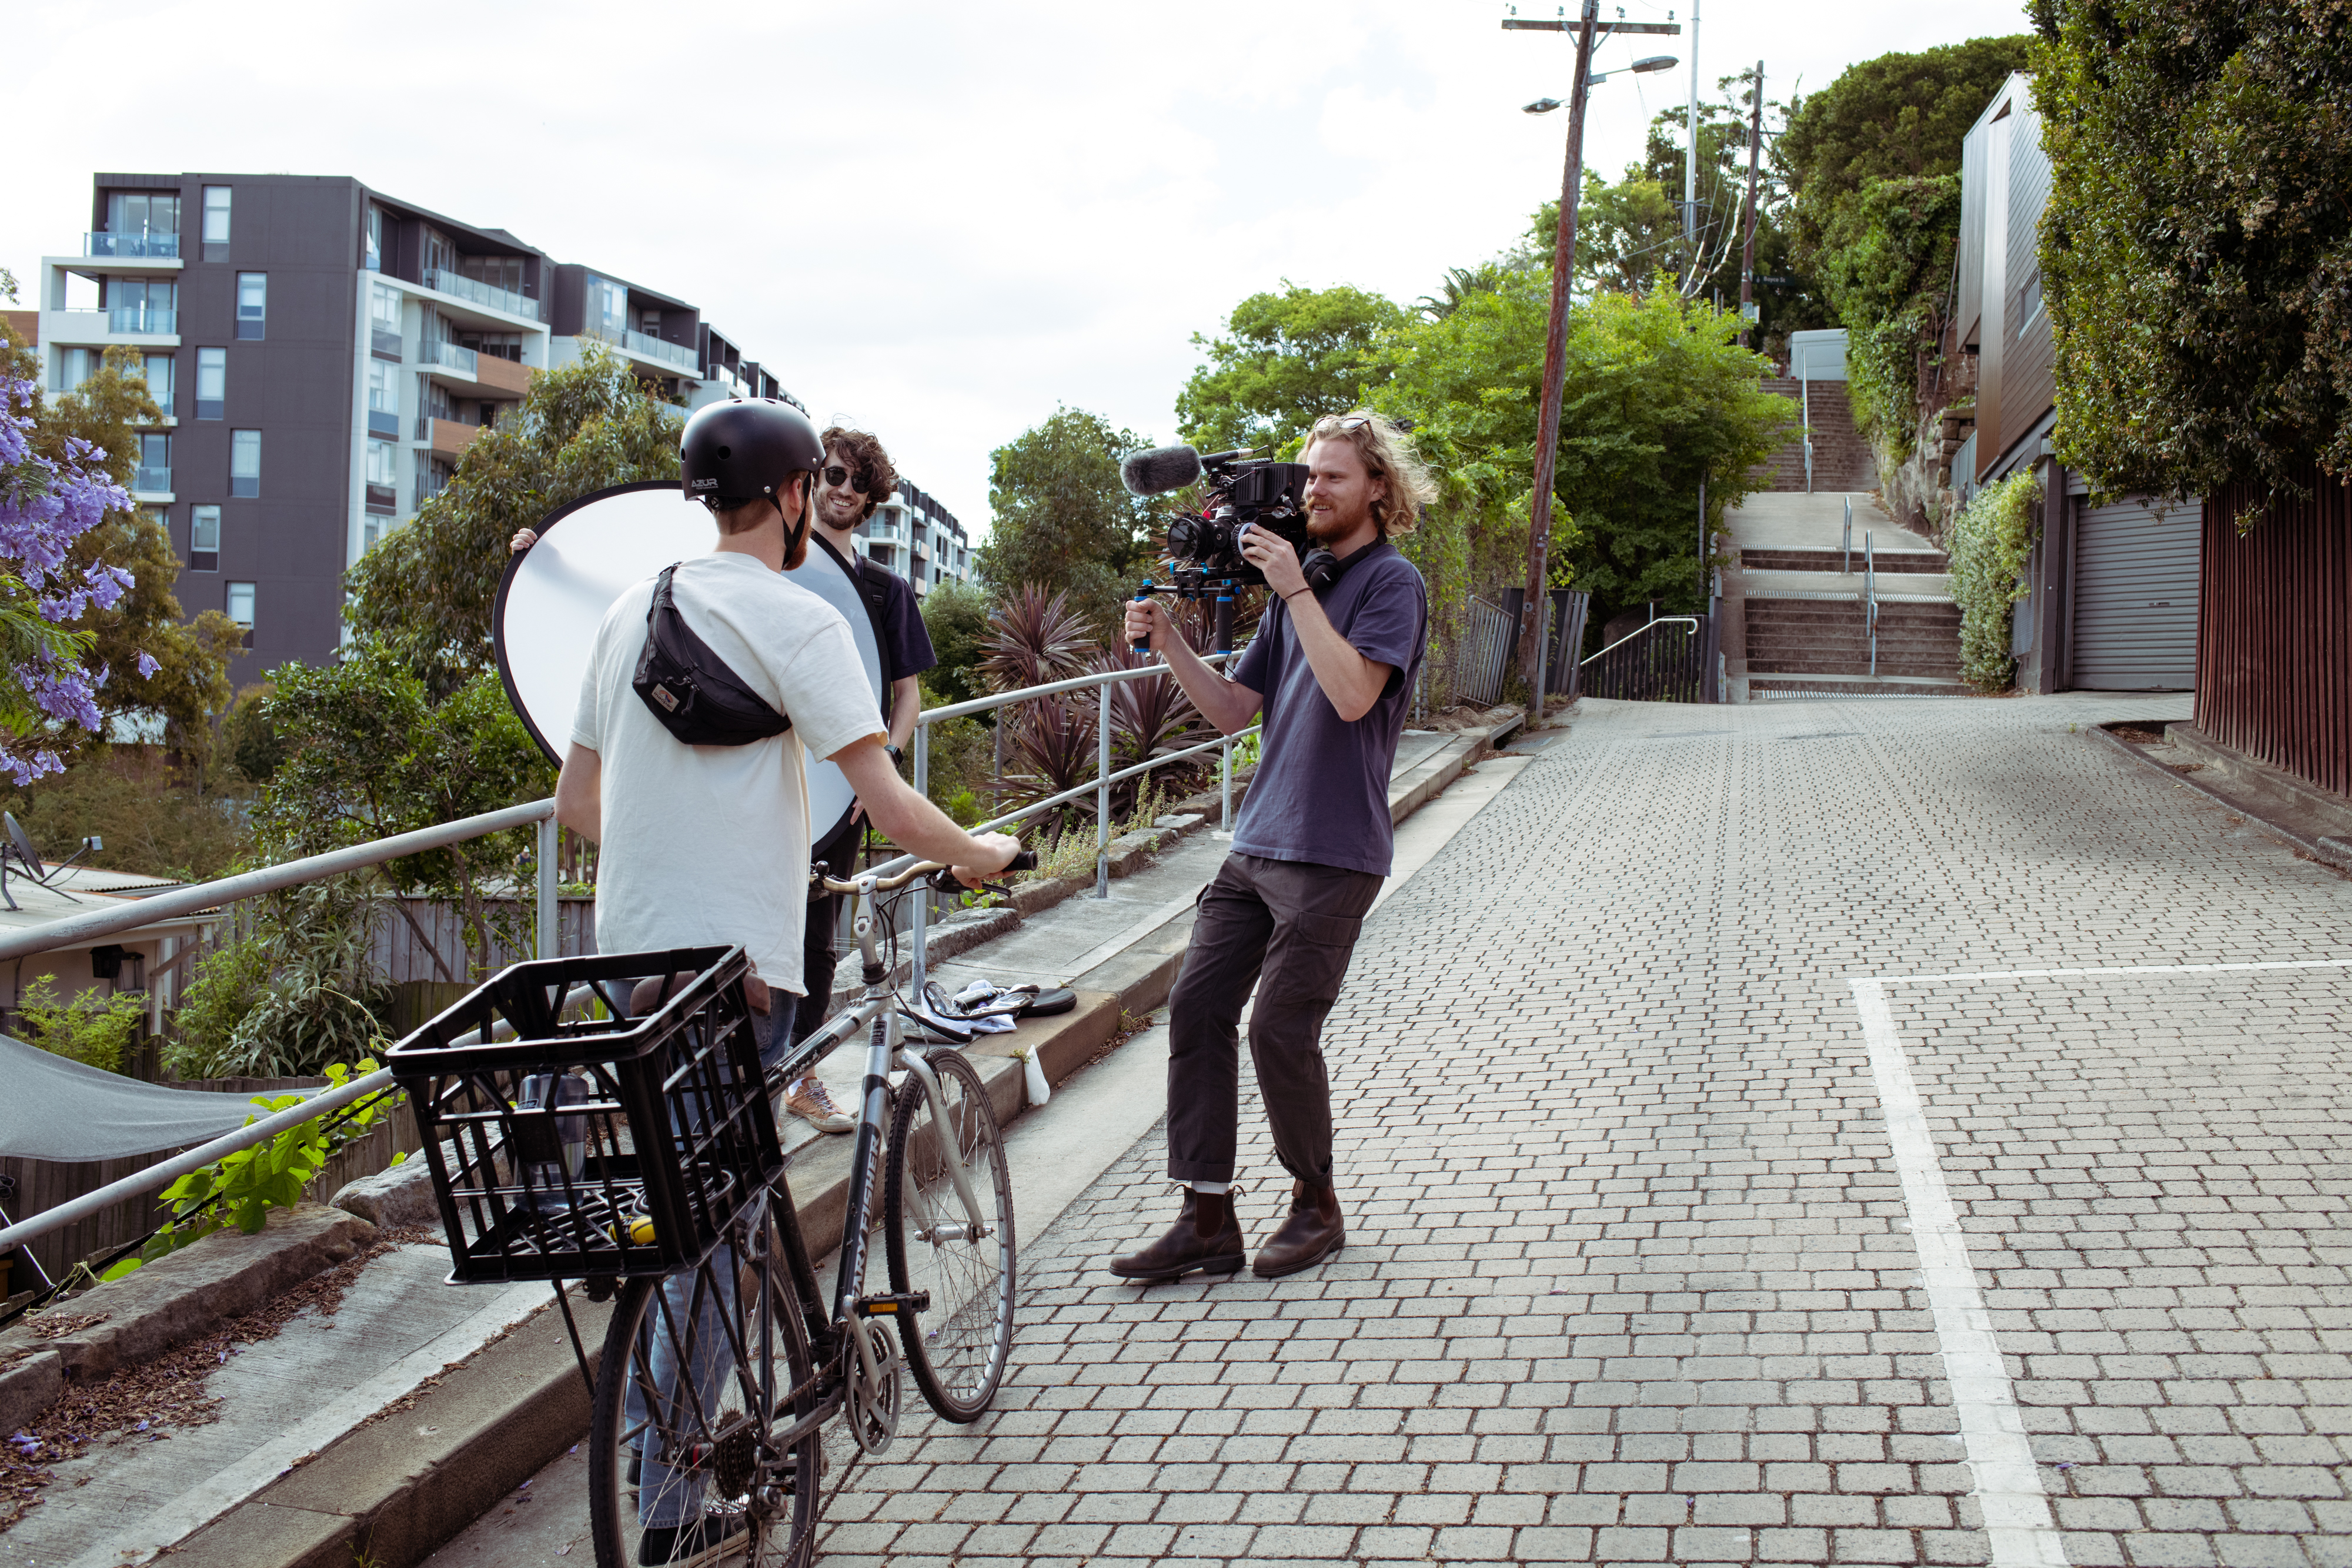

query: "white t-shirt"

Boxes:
[570, 552, 884, 991]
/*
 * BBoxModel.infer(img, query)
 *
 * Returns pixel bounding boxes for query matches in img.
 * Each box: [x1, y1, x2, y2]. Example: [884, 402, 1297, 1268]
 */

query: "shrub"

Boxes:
[18, 974, 145, 1074]
[1949, 472, 2042, 691]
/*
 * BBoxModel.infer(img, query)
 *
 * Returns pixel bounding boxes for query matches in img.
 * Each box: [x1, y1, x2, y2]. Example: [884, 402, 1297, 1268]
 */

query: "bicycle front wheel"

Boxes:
[884, 1048, 1016, 1422]
[586, 1201, 820, 1568]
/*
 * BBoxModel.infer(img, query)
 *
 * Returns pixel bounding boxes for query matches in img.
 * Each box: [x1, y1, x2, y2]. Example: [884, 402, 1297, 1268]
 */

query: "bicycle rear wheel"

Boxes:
[884, 1048, 1016, 1422]
[587, 1199, 820, 1567]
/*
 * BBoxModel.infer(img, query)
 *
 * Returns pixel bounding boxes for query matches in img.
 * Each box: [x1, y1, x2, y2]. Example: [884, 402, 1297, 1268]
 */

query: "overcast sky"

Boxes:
[7, 0, 2031, 539]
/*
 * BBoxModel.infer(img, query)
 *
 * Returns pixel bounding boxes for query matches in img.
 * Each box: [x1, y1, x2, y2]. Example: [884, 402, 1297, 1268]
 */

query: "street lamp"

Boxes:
[1522, 55, 1678, 112]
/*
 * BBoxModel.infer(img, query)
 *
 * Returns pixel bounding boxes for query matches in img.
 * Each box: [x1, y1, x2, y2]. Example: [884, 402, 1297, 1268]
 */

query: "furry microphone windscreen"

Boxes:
[1119, 444, 1204, 496]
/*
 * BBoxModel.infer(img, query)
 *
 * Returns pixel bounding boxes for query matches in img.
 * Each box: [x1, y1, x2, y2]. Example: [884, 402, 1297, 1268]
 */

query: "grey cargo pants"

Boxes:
[1165, 852, 1383, 1186]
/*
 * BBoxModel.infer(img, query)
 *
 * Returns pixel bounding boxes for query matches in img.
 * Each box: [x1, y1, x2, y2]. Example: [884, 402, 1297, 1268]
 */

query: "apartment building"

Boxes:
[854, 477, 973, 596]
[32, 173, 791, 678]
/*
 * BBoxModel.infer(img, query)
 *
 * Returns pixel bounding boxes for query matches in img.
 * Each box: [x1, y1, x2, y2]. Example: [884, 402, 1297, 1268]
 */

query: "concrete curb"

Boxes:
[2087, 723, 2352, 870]
[142, 716, 1511, 1568]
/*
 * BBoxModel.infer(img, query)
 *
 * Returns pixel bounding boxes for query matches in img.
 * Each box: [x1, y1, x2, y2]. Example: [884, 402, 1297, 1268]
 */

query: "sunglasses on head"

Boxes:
[822, 464, 864, 490]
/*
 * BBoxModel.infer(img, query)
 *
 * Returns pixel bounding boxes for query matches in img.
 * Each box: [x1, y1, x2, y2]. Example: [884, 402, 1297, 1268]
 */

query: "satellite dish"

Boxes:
[6, 813, 42, 879]
[491, 480, 881, 845]
[0, 810, 94, 910]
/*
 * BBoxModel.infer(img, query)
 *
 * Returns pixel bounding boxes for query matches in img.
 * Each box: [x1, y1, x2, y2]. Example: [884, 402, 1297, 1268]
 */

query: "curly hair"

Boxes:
[1301, 410, 1435, 538]
[819, 426, 898, 523]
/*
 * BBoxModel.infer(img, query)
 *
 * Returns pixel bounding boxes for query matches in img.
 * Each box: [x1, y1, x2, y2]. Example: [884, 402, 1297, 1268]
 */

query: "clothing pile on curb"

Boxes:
[904, 978, 1075, 1044]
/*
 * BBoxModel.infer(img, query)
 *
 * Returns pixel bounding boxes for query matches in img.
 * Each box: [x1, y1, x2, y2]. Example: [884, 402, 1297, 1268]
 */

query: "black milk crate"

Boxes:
[386, 945, 783, 1284]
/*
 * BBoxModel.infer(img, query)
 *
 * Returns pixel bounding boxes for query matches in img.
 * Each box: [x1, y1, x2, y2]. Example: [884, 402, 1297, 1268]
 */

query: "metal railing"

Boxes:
[422, 269, 541, 322]
[1800, 347, 1815, 494]
[578, 326, 697, 372]
[1865, 531, 1879, 676]
[1452, 597, 1517, 708]
[900, 653, 1255, 1000]
[86, 232, 180, 259]
[1579, 616, 1705, 703]
[0, 801, 558, 1256]
[133, 464, 171, 493]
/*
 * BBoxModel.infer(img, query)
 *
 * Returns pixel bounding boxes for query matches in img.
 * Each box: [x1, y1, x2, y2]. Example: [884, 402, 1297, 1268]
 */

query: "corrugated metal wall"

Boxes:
[2196, 468, 2352, 795]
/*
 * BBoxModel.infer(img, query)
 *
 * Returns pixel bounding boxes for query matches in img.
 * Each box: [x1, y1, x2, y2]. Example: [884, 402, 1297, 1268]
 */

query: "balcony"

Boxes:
[421, 269, 540, 322]
[475, 353, 533, 399]
[109, 305, 176, 335]
[419, 338, 479, 376]
[133, 465, 171, 494]
[85, 232, 181, 260]
[582, 326, 697, 373]
[420, 418, 480, 462]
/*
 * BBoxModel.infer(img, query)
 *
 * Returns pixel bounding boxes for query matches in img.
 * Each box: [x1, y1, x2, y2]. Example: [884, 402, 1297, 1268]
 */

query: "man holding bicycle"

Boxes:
[1112, 410, 1432, 1283]
[553, 396, 1014, 1563]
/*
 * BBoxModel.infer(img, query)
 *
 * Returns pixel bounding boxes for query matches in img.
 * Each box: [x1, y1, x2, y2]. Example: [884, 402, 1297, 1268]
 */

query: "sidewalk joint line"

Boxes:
[1850, 978, 2070, 1568]
[1864, 957, 2352, 985]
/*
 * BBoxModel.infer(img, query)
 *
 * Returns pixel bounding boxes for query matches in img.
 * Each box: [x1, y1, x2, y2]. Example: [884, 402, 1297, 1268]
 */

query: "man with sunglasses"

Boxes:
[771, 426, 938, 1131]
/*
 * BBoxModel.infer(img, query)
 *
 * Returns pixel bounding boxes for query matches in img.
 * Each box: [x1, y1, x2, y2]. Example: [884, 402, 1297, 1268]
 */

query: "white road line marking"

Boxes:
[1851, 978, 2070, 1568]
[1869, 957, 2352, 985]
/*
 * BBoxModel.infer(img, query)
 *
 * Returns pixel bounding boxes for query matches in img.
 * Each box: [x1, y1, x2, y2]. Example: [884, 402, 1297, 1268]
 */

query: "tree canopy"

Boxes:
[2031, 0, 2352, 503]
[345, 345, 681, 695]
[976, 407, 1165, 636]
[1174, 283, 1406, 454]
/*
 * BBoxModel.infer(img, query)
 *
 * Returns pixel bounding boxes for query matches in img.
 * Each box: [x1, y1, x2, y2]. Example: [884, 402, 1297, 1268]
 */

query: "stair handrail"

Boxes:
[1865, 530, 1879, 677]
[1580, 616, 1700, 666]
[1800, 349, 1814, 494]
[1842, 496, 1853, 573]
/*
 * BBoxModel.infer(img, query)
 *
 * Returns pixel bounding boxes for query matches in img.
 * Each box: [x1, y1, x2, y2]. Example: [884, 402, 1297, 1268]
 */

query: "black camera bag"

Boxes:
[632, 564, 793, 747]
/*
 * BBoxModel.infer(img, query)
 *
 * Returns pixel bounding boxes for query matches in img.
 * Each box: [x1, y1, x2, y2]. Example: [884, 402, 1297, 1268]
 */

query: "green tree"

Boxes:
[1775, 36, 2034, 266]
[918, 579, 992, 707]
[2030, 0, 2352, 503]
[1175, 283, 1408, 454]
[1815, 173, 1965, 463]
[976, 407, 1166, 636]
[345, 344, 681, 696]
[1372, 272, 1792, 631]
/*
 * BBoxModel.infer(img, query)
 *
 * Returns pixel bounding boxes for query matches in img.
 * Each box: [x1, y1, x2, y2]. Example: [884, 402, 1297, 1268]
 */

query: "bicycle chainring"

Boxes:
[846, 1322, 903, 1455]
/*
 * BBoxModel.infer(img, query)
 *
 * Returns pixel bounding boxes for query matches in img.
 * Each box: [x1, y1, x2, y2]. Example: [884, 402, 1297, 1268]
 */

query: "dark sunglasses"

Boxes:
[822, 464, 865, 491]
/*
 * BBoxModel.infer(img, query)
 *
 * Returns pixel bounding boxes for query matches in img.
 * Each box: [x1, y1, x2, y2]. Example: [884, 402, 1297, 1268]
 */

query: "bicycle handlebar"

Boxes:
[815, 848, 1037, 897]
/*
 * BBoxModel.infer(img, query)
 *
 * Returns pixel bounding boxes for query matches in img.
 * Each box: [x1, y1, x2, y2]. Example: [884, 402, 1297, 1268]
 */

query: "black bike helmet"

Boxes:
[680, 397, 824, 512]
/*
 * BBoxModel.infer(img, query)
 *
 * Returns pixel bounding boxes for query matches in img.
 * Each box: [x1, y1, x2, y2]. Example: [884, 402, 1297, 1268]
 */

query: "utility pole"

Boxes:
[1501, 4, 1681, 703]
[1736, 59, 1764, 349]
[1683, 0, 1700, 291]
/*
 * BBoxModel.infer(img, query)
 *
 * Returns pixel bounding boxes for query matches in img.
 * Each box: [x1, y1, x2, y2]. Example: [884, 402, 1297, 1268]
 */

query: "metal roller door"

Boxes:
[2070, 487, 2200, 690]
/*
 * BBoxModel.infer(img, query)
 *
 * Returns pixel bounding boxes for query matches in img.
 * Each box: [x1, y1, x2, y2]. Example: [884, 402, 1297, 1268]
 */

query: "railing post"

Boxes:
[536, 814, 558, 960]
[911, 723, 931, 1001]
[1095, 680, 1112, 898]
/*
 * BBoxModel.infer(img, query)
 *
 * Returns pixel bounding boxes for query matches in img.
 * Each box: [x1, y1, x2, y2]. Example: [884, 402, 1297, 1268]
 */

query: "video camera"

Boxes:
[1118, 444, 1339, 653]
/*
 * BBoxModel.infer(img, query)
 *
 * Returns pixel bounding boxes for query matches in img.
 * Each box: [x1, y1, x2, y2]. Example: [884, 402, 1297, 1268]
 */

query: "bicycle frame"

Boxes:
[756, 862, 997, 1438]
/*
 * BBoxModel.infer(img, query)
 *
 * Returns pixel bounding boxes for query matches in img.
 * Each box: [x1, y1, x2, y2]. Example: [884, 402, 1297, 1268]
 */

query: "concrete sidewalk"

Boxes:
[0, 710, 1521, 1568]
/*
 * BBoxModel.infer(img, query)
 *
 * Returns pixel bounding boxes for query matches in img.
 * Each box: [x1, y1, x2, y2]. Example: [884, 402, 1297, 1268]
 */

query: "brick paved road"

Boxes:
[822, 694, 2352, 1567]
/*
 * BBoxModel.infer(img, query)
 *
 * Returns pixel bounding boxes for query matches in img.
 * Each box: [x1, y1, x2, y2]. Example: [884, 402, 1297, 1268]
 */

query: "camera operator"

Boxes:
[779, 426, 936, 1135]
[553, 397, 1014, 1563]
[1111, 410, 1432, 1283]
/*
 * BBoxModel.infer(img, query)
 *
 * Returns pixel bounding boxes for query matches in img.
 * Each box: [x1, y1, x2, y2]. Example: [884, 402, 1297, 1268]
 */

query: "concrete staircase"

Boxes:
[1755, 379, 1879, 493]
[1718, 490, 1972, 700]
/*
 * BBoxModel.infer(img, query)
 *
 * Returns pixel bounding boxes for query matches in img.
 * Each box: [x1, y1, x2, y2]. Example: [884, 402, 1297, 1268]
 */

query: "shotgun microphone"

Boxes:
[1119, 444, 1204, 496]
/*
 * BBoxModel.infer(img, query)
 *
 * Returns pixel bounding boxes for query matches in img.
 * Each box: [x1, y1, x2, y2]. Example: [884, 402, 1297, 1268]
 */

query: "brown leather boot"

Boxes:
[1252, 1180, 1344, 1278]
[1107, 1189, 1247, 1283]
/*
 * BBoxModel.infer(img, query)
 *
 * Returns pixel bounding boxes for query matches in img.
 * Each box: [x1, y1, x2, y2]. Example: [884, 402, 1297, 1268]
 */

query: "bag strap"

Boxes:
[850, 551, 898, 698]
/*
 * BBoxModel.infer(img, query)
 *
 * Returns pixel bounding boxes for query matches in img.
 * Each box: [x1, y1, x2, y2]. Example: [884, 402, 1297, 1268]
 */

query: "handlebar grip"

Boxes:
[1007, 849, 1037, 872]
[1130, 581, 1154, 654]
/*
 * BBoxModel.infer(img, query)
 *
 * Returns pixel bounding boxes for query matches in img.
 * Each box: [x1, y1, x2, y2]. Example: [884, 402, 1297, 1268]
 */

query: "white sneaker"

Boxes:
[783, 1078, 853, 1134]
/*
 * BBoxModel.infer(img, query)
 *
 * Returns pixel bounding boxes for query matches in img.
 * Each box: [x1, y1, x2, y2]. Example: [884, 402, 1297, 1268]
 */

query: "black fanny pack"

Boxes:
[632, 564, 793, 747]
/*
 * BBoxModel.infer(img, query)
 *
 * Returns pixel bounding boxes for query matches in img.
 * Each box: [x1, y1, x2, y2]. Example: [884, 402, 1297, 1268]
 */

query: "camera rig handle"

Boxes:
[1130, 580, 1155, 655]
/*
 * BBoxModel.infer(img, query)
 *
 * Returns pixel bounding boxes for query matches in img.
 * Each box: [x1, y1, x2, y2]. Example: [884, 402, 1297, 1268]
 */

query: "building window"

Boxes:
[2017, 269, 2044, 336]
[365, 439, 397, 515]
[363, 203, 385, 271]
[106, 276, 175, 335]
[224, 581, 255, 646]
[52, 346, 93, 396]
[105, 192, 180, 242]
[189, 505, 220, 572]
[202, 187, 231, 246]
[229, 430, 260, 497]
[135, 432, 171, 494]
[370, 282, 402, 334]
[366, 359, 400, 438]
[584, 274, 629, 337]
[141, 353, 173, 419]
[459, 254, 524, 294]
[195, 347, 225, 419]
[235, 273, 266, 340]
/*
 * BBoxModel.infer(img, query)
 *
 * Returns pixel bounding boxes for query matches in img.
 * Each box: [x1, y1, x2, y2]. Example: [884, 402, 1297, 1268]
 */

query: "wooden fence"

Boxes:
[2196, 466, 2352, 795]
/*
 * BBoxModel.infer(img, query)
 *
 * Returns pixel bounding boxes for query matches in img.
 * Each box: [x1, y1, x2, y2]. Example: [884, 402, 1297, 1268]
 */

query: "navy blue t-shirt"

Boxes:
[1227, 541, 1428, 877]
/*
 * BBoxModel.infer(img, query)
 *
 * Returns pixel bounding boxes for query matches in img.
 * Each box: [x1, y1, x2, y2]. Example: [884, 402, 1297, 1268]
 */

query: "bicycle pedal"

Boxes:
[853, 1291, 931, 1318]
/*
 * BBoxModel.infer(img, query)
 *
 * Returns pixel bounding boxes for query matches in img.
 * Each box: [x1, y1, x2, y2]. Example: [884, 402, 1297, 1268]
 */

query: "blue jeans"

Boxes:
[630, 998, 790, 1529]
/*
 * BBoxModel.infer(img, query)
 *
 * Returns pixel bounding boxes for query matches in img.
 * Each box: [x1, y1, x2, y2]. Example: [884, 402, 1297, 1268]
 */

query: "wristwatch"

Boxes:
[884, 743, 904, 765]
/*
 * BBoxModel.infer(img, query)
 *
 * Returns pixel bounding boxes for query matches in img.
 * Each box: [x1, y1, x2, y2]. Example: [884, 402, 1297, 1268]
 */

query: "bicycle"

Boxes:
[389, 849, 1033, 1568]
